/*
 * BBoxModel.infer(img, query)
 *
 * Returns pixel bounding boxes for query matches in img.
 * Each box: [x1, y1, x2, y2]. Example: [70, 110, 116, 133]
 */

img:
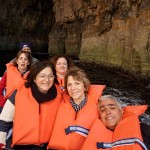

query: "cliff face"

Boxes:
[0, 0, 150, 77]
[49, 0, 150, 78]
[0, 0, 54, 51]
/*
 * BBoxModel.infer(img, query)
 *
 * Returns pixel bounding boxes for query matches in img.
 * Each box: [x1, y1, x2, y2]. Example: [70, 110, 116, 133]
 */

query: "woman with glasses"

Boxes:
[0, 61, 62, 150]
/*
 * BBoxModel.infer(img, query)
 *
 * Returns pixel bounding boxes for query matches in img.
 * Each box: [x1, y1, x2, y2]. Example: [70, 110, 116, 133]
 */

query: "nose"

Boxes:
[22, 59, 25, 62]
[45, 76, 50, 81]
[71, 84, 76, 90]
[60, 64, 65, 68]
[106, 108, 111, 115]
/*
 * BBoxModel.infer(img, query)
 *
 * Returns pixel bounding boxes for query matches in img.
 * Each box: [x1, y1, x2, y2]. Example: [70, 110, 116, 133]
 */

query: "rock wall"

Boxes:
[49, 0, 150, 78]
[0, 0, 149, 77]
[0, 0, 54, 52]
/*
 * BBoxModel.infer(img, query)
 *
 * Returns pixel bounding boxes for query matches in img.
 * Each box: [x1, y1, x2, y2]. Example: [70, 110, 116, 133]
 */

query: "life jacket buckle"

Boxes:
[65, 127, 71, 135]
[97, 142, 105, 149]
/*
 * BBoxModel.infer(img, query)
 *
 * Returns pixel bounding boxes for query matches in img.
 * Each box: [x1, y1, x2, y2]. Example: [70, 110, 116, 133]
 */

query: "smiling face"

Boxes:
[22, 47, 31, 53]
[67, 76, 85, 104]
[55, 57, 68, 77]
[16, 53, 30, 73]
[98, 98, 123, 130]
[34, 67, 55, 94]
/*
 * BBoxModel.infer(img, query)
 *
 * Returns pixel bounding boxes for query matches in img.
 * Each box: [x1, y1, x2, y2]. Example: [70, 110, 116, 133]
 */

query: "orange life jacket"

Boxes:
[57, 77, 65, 91]
[5, 63, 29, 98]
[48, 85, 106, 150]
[81, 105, 148, 150]
[12, 84, 62, 147]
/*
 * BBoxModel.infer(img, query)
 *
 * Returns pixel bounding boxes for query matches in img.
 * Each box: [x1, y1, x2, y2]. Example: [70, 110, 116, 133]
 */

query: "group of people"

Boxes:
[0, 42, 149, 150]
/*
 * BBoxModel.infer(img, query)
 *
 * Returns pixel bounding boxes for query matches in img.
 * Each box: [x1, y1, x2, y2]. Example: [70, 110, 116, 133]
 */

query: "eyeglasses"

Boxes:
[38, 75, 54, 80]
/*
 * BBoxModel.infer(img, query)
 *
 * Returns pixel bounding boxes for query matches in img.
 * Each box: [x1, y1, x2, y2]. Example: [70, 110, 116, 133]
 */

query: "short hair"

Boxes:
[64, 66, 90, 95]
[98, 95, 123, 108]
[50, 55, 74, 69]
[25, 61, 57, 88]
[13, 51, 32, 69]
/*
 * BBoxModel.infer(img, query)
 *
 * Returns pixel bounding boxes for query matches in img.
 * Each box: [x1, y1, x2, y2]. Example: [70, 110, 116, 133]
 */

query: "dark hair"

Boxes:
[64, 66, 90, 95]
[13, 51, 32, 69]
[25, 61, 57, 88]
[50, 55, 74, 69]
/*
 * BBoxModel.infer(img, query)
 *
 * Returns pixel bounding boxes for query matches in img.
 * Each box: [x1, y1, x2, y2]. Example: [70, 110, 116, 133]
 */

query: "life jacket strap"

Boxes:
[97, 138, 147, 150]
[60, 86, 65, 90]
[65, 125, 89, 137]
[6, 128, 13, 140]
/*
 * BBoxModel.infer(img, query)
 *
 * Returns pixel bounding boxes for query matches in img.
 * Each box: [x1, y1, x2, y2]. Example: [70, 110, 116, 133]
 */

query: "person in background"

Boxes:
[81, 95, 149, 150]
[10, 42, 38, 65]
[0, 51, 32, 113]
[48, 66, 106, 150]
[50, 55, 74, 91]
[0, 61, 62, 150]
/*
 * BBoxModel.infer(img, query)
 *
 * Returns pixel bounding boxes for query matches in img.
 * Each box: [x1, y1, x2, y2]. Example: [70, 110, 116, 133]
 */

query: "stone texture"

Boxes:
[50, 0, 150, 78]
[0, 0, 150, 78]
[0, 0, 54, 52]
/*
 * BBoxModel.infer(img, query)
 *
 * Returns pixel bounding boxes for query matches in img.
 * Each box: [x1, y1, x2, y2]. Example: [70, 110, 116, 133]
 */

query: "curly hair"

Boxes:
[50, 55, 75, 69]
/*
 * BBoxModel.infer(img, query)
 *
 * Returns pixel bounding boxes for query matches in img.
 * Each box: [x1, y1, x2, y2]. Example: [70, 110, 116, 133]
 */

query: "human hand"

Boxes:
[0, 143, 5, 150]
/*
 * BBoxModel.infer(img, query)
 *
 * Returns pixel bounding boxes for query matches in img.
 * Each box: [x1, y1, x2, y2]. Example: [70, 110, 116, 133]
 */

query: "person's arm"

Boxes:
[0, 91, 16, 146]
[32, 57, 39, 65]
[0, 73, 7, 108]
